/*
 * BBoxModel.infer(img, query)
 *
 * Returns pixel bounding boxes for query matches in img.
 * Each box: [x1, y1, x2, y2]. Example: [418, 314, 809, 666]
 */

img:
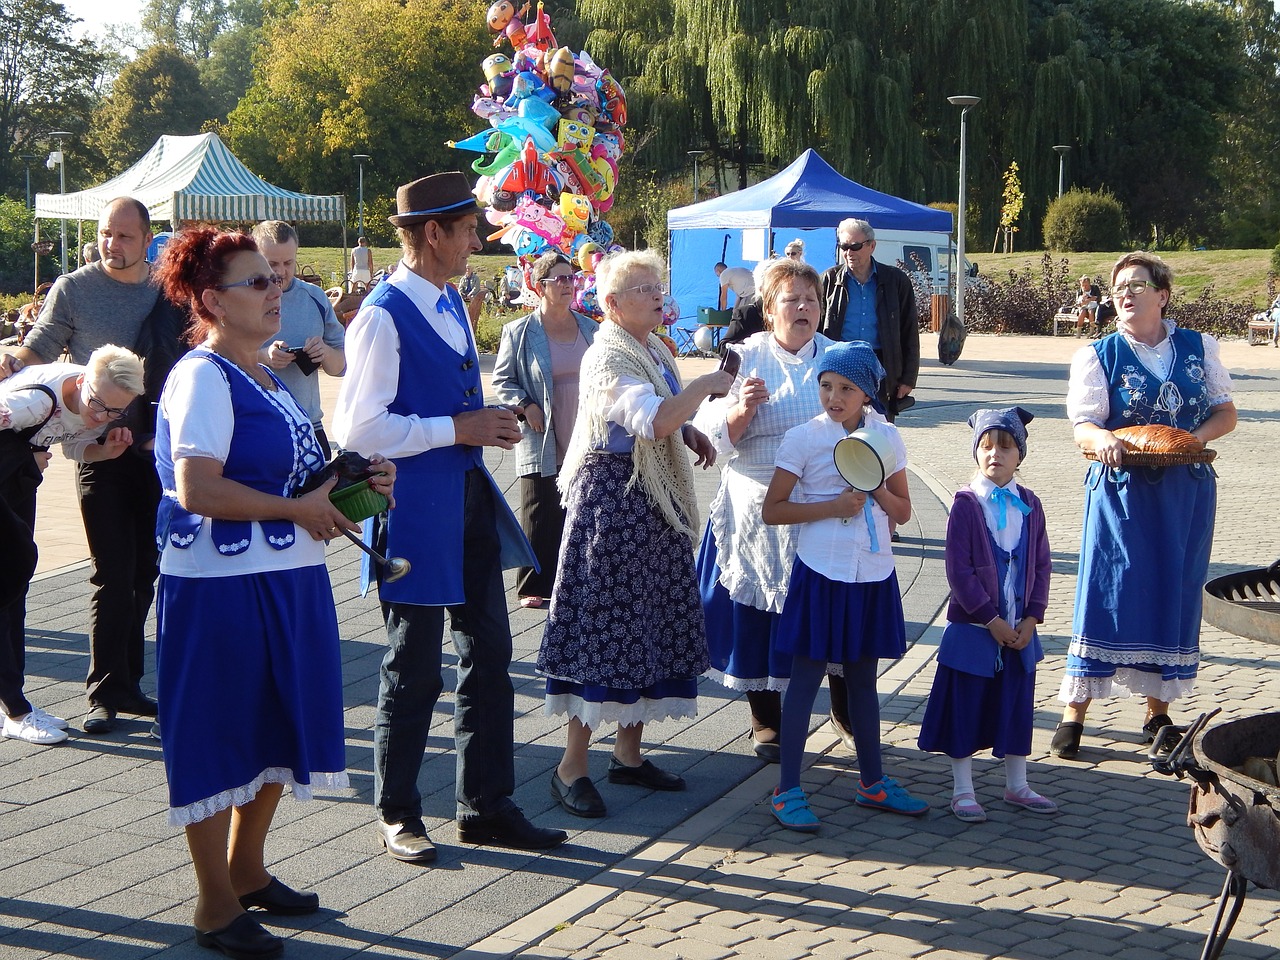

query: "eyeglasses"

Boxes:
[1114, 280, 1158, 296]
[216, 275, 283, 292]
[838, 240, 870, 252]
[86, 389, 130, 420]
[621, 282, 668, 296]
[543, 275, 575, 286]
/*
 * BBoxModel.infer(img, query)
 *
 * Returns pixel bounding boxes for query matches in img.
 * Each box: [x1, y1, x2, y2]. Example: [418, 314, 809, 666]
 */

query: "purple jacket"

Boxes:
[945, 487, 1051, 627]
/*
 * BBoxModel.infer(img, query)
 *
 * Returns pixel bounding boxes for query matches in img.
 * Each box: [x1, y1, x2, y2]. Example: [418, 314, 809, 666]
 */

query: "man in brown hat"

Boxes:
[334, 172, 567, 861]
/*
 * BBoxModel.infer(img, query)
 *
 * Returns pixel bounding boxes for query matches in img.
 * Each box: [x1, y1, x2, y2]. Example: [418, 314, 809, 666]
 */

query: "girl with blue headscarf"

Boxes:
[760, 341, 927, 831]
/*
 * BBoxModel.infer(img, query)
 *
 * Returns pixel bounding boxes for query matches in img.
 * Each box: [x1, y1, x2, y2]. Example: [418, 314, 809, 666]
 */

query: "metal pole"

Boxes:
[51, 131, 71, 275]
[688, 150, 705, 203]
[352, 154, 371, 237]
[1053, 145, 1071, 199]
[947, 97, 980, 328]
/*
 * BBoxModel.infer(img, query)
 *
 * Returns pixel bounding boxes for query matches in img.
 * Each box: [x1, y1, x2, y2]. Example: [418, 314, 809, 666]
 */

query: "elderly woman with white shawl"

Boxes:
[537, 250, 733, 820]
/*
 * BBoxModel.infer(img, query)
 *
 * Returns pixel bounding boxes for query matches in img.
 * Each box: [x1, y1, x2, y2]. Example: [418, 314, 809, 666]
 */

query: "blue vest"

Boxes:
[1094, 327, 1213, 432]
[367, 281, 533, 605]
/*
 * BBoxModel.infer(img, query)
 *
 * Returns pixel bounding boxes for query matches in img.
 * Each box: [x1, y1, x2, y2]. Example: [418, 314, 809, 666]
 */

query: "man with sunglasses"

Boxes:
[818, 218, 919, 420]
[4, 196, 189, 735]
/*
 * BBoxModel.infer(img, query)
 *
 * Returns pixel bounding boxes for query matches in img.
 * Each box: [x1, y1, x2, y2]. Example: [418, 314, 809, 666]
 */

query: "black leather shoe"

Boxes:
[194, 912, 283, 959]
[606, 757, 685, 791]
[550, 772, 606, 818]
[238, 876, 320, 915]
[457, 806, 568, 849]
[1050, 722, 1084, 760]
[82, 704, 115, 735]
[376, 818, 437, 863]
[117, 693, 159, 718]
[828, 709, 857, 753]
[1143, 714, 1184, 753]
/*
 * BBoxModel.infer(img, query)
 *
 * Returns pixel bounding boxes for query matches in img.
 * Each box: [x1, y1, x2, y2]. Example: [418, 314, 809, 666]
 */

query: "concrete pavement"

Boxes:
[6, 332, 1280, 959]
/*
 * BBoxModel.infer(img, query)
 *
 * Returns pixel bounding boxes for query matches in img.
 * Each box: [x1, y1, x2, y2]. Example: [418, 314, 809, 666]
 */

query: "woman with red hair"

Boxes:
[153, 227, 394, 958]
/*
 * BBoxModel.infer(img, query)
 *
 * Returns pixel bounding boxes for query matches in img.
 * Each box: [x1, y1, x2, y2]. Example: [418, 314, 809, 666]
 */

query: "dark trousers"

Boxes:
[0, 473, 38, 718]
[374, 469, 516, 824]
[516, 472, 565, 598]
[313, 425, 333, 460]
[76, 454, 161, 709]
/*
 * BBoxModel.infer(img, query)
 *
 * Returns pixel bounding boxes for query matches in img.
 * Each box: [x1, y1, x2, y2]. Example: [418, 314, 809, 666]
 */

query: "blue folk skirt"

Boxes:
[156, 566, 348, 826]
[538, 454, 708, 728]
[775, 558, 906, 664]
[918, 651, 1036, 759]
[1061, 461, 1215, 704]
[697, 525, 790, 691]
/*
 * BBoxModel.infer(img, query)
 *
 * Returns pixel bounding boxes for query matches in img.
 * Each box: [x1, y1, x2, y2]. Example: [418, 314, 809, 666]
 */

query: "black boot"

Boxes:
[827, 674, 857, 752]
[745, 689, 781, 763]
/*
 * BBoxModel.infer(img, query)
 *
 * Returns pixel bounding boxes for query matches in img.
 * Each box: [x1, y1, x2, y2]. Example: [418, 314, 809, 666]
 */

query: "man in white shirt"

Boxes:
[333, 172, 566, 862]
[716, 262, 755, 310]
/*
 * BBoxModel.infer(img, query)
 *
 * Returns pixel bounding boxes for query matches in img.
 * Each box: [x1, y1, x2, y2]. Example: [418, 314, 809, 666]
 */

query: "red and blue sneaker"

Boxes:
[855, 776, 929, 817]
[770, 786, 820, 832]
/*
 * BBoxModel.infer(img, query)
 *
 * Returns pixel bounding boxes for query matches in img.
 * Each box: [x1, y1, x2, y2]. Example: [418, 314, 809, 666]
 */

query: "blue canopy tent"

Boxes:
[665, 150, 953, 340]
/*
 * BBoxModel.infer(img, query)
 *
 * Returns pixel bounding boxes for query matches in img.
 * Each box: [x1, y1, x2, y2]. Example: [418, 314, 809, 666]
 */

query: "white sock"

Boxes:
[950, 756, 974, 797]
[1005, 755, 1029, 793]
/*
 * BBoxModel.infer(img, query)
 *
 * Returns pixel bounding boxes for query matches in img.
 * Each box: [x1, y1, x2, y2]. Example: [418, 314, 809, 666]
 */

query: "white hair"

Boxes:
[86, 345, 145, 395]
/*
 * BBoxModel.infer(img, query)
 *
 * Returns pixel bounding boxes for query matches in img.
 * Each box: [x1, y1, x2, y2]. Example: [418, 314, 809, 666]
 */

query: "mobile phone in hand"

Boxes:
[711, 348, 741, 398]
[288, 347, 320, 376]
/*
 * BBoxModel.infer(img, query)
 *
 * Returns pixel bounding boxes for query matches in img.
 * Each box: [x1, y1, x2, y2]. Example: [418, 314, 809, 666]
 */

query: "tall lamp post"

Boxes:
[688, 150, 705, 202]
[947, 96, 980, 327]
[352, 154, 371, 236]
[20, 155, 36, 208]
[48, 131, 72, 275]
[1052, 144, 1071, 199]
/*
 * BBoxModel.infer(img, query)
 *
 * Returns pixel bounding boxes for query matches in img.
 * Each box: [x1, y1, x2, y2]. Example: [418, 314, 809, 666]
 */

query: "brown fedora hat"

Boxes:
[388, 172, 479, 227]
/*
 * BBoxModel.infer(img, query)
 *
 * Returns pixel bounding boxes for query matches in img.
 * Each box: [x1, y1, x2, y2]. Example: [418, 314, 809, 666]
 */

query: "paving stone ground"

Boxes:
[4, 333, 1279, 959]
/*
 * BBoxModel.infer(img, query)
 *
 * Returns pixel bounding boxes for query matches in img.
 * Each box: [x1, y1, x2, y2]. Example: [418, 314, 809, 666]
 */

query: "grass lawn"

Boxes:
[972, 249, 1276, 305]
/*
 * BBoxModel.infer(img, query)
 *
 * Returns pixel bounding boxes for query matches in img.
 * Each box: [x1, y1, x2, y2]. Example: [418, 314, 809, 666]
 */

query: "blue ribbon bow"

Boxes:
[989, 486, 1032, 531]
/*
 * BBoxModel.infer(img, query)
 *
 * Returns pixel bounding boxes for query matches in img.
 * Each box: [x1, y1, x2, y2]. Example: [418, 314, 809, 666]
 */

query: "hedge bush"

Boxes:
[1043, 188, 1127, 252]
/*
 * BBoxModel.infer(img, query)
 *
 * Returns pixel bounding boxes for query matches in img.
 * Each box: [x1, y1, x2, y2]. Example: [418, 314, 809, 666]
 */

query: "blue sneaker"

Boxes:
[855, 776, 929, 817]
[770, 786, 820, 832]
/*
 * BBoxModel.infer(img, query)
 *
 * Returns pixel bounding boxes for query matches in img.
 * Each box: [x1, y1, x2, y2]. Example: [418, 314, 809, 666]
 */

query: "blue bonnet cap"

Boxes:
[818, 341, 885, 414]
[969, 406, 1035, 461]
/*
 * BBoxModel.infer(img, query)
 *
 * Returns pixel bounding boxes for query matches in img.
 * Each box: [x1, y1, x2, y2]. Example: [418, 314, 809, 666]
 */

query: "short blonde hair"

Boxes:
[758, 258, 821, 327]
[86, 345, 145, 396]
[596, 249, 665, 307]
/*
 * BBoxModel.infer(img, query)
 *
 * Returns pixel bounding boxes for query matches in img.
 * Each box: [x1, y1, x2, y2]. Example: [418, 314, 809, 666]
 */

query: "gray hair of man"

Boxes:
[251, 220, 298, 247]
[597, 249, 666, 309]
[836, 218, 876, 243]
[86, 344, 145, 396]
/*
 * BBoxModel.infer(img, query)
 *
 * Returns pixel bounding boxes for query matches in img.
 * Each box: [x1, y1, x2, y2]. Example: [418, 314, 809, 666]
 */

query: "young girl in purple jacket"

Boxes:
[917, 407, 1058, 823]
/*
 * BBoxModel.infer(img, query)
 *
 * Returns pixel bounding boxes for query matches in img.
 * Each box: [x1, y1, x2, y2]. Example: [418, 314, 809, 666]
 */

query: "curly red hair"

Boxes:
[154, 226, 259, 344]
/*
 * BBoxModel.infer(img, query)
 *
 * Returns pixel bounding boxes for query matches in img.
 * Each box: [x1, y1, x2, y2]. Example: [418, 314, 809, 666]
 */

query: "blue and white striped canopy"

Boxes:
[35, 133, 345, 223]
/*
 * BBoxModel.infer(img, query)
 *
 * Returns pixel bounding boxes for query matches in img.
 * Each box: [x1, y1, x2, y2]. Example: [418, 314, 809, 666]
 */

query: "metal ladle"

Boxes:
[341, 529, 411, 583]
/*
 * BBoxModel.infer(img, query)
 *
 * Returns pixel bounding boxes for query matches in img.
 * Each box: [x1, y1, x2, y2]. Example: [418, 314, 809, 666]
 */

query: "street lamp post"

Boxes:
[49, 131, 71, 275]
[947, 96, 980, 327]
[1052, 145, 1071, 199]
[20, 155, 36, 208]
[688, 150, 705, 202]
[352, 154, 371, 236]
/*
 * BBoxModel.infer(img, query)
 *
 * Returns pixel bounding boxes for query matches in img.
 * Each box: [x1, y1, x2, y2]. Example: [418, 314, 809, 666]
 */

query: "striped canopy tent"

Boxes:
[34, 133, 345, 224]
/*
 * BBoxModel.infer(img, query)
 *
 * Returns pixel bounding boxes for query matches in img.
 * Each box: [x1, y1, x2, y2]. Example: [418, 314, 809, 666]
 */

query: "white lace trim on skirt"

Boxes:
[1068, 638, 1199, 667]
[545, 693, 698, 729]
[167, 767, 349, 827]
[1058, 670, 1197, 706]
[704, 667, 789, 692]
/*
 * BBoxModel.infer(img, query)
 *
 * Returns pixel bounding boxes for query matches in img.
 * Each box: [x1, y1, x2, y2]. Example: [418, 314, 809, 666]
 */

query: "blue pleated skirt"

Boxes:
[1061, 461, 1215, 704]
[775, 559, 906, 663]
[697, 525, 791, 690]
[156, 566, 348, 826]
[918, 651, 1036, 759]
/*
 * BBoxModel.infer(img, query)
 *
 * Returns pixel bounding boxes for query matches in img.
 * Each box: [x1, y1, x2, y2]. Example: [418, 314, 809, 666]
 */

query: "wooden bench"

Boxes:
[1052, 309, 1079, 336]
[1248, 319, 1277, 346]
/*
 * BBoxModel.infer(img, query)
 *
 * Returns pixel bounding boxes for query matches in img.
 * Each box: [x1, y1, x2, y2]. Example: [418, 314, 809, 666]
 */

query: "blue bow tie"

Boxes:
[989, 486, 1032, 530]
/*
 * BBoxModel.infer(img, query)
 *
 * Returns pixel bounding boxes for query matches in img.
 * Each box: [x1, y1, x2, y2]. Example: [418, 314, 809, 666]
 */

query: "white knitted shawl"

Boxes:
[558, 320, 700, 542]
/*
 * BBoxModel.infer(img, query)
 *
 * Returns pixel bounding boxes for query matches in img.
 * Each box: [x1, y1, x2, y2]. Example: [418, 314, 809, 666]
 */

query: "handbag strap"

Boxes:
[5, 383, 59, 449]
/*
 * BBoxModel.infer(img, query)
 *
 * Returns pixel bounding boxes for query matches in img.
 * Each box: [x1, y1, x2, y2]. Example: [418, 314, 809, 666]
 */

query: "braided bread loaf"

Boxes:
[1112, 424, 1204, 454]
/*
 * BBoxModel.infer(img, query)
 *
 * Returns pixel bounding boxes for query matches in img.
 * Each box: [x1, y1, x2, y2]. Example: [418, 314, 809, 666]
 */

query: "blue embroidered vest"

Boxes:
[1093, 327, 1212, 432]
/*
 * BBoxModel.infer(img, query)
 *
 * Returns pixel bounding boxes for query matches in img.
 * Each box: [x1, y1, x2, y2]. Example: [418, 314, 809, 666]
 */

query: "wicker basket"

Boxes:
[1084, 448, 1217, 467]
[329, 481, 388, 522]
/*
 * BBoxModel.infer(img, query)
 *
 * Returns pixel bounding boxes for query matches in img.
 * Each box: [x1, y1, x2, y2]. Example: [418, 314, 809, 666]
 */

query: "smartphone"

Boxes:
[288, 347, 320, 376]
[710, 348, 741, 398]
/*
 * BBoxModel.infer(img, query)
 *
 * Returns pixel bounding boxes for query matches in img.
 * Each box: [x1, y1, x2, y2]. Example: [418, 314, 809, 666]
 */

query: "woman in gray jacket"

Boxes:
[492, 251, 597, 607]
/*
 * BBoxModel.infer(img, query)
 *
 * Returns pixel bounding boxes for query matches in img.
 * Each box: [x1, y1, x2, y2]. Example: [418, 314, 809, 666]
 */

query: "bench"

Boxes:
[1052, 309, 1080, 336]
[1248, 319, 1277, 346]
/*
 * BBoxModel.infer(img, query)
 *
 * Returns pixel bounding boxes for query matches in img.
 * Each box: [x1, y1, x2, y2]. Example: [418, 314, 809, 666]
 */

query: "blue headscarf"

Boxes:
[818, 341, 885, 414]
[969, 406, 1035, 461]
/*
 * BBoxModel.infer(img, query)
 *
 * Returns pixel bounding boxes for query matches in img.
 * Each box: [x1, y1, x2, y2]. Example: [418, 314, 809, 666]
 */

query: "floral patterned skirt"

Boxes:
[538, 453, 708, 728]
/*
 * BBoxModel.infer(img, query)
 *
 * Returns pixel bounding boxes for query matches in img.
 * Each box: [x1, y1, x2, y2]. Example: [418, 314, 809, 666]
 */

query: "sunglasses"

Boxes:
[838, 240, 870, 252]
[216, 275, 283, 292]
[542, 275, 575, 286]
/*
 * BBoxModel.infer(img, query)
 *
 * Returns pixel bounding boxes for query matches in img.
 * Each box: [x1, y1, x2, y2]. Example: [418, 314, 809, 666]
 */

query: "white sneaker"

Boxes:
[2, 713, 69, 745]
[30, 707, 69, 730]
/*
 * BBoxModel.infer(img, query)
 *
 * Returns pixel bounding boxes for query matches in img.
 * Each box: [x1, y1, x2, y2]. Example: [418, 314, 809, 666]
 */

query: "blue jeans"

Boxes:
[373, 470, 516, 823]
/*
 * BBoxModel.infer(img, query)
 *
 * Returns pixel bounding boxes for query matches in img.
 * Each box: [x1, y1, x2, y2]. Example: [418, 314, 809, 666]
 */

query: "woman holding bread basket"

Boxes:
[1052, 251, 1236, 760]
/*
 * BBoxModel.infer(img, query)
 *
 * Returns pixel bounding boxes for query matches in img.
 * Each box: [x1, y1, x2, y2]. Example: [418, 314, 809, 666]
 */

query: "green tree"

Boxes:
[0, 0, 104, 201]
[1043, 187, 1126, 252]
[87, 45, 215, 171]
[142, 0, 230, 60]
[998, 161, 1023, 253]
[223, 0, 490, 234]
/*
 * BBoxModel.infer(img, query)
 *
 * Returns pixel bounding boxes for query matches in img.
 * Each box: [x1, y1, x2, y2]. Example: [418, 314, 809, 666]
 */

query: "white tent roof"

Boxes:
[34, 133, 345, 223]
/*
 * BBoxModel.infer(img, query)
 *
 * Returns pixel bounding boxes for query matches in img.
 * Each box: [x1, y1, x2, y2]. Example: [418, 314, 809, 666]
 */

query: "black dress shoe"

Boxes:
[82, 704, 115, 735]
[194, 912, 283, 959]
[117, 693, 159, 718]
[752, 737, 781, 764]
[238, 876, 320, 915]
[828, 709, 857, 753]
[376, 818, 437, 863]
[1050, 721, 1084, 760]
[606, 757, 685, 791]
[550, 772, 606, 818]
[457, 806, 568, 849]
[1142, 714, 1184, 753]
